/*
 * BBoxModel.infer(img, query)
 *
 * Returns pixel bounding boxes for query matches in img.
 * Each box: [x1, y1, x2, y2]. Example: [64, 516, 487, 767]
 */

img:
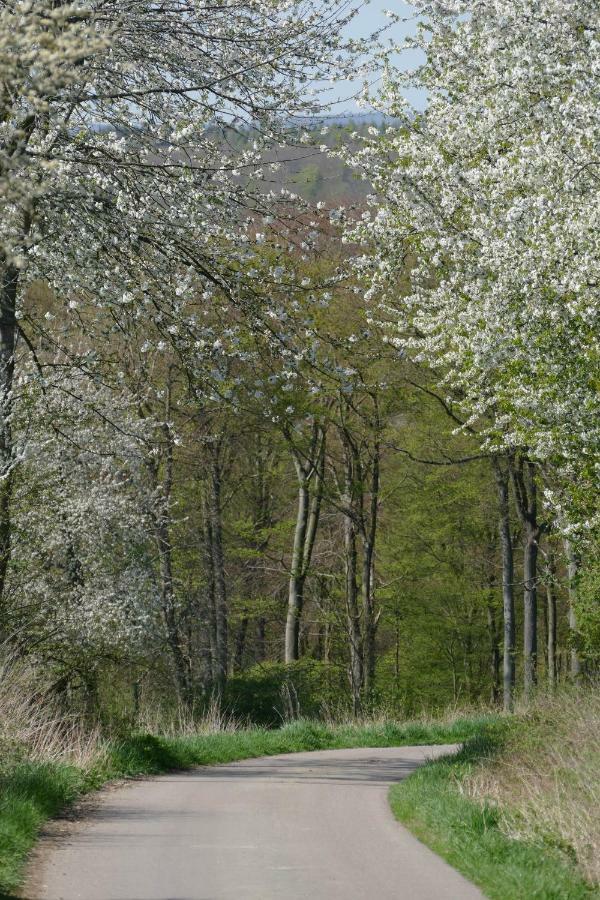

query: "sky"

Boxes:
[333, 1, 424, 113]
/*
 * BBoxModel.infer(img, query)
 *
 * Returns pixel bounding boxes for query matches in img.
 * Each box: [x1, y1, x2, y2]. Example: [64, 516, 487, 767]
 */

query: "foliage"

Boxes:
[225, 660, 349, 726]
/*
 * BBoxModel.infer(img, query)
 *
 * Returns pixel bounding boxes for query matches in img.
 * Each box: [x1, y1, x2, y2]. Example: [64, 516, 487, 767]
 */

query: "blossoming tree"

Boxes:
[345, 0, 600, 701]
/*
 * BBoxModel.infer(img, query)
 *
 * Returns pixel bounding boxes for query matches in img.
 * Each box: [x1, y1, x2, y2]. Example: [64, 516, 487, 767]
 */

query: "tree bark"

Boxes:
[511, 456, 543, 699]
[154, 408, 189, 703]
[200, 493, 217, 685]
[234, 617, 248, 671]
[523, 519, 539, 695]
[565, 540, 582, 678]
[208, 440, 227, 692]
[493, 458, 516, 711]
[0, 263, 18, 634]
[343, 495, 362, 716]
[486, 602, 501, 704]
[546, 568, 557, 687]
[284, 423, 325, 663]
[156, 500, 189, 702]
[285, 475, 309, 663]
[256, 617, 267, 662]
[361, 443, 380, 700]
[250, 439, 272, 666]
[341, 435, 363, 716]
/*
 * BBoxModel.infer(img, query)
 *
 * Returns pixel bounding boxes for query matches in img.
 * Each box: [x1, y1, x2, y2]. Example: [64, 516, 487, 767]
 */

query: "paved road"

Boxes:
[26, 745, 483, 900]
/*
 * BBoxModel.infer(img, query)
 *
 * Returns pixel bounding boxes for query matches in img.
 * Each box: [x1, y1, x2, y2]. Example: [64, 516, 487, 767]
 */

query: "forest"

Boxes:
[0, 0, 598, 729]
[2, 1, 600, 896]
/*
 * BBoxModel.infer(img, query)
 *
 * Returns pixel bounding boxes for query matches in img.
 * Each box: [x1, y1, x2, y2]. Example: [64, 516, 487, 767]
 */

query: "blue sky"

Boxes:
[331, 1, 424, 113]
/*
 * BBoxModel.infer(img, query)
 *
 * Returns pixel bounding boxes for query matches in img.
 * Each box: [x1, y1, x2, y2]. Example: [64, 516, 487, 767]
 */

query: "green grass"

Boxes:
[0, 714, 495, 896]
[389, 730, 598, 900]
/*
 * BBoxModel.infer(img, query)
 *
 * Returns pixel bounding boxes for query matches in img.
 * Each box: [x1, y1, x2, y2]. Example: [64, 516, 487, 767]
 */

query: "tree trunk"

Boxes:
[486, 602, 501, 704]
[234, 617, 248, 671]
[511, 456, 543, 699]
[565, 540, 582, 678]
[155, 434, 189, 703]
[0, 263, 18, 633]
[341, 440, 363, 716]
[361, 550, 375, 697]
[250, 440, 272, 666]
[394, 611, 401, 701]
[200, 494, 218, 685]
[343, 502, 362, 716]
[284, 424, 324, 663]
[285, 477, 309, 663]
[256, 617, 266, 662]
[493, 458, 516, 711]
[361, 444, 380, 701]
[156, 520, 188, 701]
[546, 575, 557, 688]
[145, 378, 190, 705]
[523, 520, 539, 696]
[208, 442, 227, 692]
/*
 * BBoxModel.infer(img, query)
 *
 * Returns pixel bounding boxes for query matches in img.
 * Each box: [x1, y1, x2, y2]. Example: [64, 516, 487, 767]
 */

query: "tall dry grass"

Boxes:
[0, 653, 105, 770]
[465, 684, 600, 884]
[0, 652, 242, 772]
[135, 695, 241, 737]
[318, 696, 494, 729]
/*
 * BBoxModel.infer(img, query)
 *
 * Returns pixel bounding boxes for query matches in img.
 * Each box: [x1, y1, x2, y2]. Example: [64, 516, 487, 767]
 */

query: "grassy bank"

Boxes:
[390, 689, 600, 899]
[0, 713, 494, 896]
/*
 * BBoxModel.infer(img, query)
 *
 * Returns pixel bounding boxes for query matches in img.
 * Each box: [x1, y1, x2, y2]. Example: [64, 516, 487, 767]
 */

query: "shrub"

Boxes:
[224, 660, 347, 726]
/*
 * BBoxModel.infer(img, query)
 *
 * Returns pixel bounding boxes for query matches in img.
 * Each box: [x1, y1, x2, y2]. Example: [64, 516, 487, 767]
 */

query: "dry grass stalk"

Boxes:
[465, 685, 600, 884]
[134, 694, 241, 737]
[0, 652, 107, 770]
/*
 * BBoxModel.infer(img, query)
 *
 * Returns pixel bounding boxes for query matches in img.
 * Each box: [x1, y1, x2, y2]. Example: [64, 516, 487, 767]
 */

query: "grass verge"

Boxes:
[389, 729, 598, 900]
[0, 713, 496, 896]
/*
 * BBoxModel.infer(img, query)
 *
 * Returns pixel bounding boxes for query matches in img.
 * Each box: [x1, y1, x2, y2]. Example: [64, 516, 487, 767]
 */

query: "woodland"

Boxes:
[0, 0, 599, 731]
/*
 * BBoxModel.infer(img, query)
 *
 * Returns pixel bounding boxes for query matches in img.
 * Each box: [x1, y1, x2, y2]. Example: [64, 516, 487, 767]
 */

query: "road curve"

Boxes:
[26, 745, 482, 900]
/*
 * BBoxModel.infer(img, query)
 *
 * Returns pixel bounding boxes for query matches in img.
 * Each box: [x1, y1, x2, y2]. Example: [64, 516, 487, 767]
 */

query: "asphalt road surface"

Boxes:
[26, 745, 483, 900]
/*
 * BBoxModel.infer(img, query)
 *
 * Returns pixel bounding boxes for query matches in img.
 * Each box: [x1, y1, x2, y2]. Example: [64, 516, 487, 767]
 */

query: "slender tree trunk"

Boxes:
[361, 551, 375, 696]
[523, 520, 539, 696]
[341, 441, 363, 716]
[394, 611, 401, 701]
[157, 515, 189, 700]
[132, 680, 141, 721]
[234, 618, 248, 671]
[493, 459, 516, 711]
[546, 573, 557, 688]
[284, 425, 324, 663]
[0, 263, 18, 634]
[145, 380, 190, 704]
[200, 492, 217, 685]
[251, 441, 272, 666]
[361, 444, 380, 700]
[82, 668, 99, 722]
[486, 602, 501, 704]
[208, 442, 227, 692]
[285, 477, 309, 663]
[320, 579, 331, 663]
[343, 503, 362, 715]
[155, 439, 189, 703]
[565, 540, 582, 678]
[256, 618, 266, 662]
[511, 456, 543, 699]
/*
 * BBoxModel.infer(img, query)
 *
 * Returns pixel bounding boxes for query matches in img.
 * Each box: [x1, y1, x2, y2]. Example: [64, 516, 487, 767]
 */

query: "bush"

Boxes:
[224, 660, 348, 726]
